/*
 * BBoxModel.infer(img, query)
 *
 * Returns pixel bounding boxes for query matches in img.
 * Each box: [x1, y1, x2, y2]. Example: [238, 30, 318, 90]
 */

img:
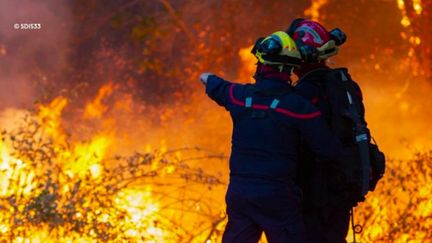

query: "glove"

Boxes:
[199, 72, 214, 84]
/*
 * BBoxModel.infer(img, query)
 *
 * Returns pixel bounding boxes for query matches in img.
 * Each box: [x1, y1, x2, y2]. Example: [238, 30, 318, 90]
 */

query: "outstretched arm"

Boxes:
[199, 73, 233, 110]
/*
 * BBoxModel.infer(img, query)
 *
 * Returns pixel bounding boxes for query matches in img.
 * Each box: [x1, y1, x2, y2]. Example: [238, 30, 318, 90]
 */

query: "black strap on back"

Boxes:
[326, 69, 371, 197]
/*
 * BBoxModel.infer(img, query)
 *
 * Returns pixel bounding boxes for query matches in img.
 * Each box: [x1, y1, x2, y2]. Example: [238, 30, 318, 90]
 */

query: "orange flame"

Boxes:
[304, 0, 328, 21]
[83, 82, 116, 119]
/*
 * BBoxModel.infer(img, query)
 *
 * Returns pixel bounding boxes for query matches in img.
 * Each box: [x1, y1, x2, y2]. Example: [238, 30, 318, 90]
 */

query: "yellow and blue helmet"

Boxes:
[252, 31, 302, 68]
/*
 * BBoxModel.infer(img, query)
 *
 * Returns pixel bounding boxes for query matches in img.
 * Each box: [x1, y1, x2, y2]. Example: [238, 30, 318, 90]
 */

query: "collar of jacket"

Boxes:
[296, 66, 332, 84]
[254, 63, 292, 83]
[254, 77, 293, 91]
[295, 63, 329, 78]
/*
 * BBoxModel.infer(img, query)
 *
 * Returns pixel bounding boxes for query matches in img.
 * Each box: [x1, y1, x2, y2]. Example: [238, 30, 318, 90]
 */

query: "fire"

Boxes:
[0, 141, 35, 197]
[0, 83, 226, 241]
[396, 0, 432, 77]
[350, 151, 432, 242]
[0, 1, 431, 242]
[413, 0, 423, 15]
[398, 0, 412, 26]
[115, 188, 162, 241]
[238, 45, 256, 82]
[37, 96, 68, 145]
[35, 95, 112, 179]
[304, 0, 328, 21]
[64, 134, 111, 179]
[83, 82, 116, 119]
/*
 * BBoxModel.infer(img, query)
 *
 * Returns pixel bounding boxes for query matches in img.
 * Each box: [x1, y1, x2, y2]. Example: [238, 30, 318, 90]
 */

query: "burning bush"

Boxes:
[352, 150, 432, 242]
[0, 115, 227, 242]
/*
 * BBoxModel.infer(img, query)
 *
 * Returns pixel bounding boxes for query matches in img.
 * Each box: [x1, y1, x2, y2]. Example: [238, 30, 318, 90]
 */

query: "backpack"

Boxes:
[321, 68, 385, 205]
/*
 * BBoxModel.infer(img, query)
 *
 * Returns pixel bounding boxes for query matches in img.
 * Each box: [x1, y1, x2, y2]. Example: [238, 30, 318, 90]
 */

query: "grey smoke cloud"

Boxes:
[0, 0, 70, 109]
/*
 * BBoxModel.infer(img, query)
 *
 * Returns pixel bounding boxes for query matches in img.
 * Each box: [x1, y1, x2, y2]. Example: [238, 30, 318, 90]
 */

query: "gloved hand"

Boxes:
[199, 72, 214, 84]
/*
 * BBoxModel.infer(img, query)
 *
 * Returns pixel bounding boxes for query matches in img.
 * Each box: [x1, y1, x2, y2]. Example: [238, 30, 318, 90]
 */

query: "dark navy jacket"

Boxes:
[294, 67, 368, 209]
[206, 75, 341, 181]
[294, 67, 367, 144]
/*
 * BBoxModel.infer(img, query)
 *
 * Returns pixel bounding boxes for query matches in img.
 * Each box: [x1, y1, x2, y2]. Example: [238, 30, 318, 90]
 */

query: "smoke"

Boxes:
[0, 0, 430, 160]
[0, 108, 30, 132]
[0, 0, 70, 109]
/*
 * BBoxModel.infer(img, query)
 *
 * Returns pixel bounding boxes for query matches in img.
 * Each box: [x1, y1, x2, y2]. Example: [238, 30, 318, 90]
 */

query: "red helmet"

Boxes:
[287, 18, 346, 63]
[291, 20, 331, 47]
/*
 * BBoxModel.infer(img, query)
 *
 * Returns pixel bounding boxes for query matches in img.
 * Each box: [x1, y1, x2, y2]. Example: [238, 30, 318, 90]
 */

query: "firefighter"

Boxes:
[287, 19, 375, 243]
[200, 31, 341, 243]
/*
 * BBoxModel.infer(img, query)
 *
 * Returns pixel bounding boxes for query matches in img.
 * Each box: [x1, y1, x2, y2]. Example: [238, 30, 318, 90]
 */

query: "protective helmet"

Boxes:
[287, 18, 347, 63]
[251, 31, 302, 69]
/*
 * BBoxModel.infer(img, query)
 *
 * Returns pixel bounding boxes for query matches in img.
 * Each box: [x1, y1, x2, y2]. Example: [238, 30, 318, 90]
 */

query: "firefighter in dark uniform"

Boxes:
[287, 19, 371, 243]
[200, 31, 341, 243]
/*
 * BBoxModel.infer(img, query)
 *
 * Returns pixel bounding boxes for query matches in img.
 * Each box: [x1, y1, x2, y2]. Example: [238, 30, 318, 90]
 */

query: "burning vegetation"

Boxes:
[0, 95, 226, 242]
[0, 0, 431, 242]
